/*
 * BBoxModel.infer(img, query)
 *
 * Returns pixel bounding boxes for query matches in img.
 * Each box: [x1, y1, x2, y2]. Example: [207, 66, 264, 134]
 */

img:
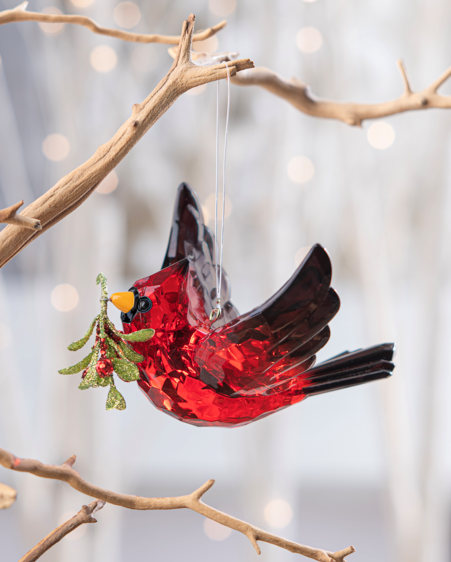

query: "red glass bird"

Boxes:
[110, 183, 394, 427]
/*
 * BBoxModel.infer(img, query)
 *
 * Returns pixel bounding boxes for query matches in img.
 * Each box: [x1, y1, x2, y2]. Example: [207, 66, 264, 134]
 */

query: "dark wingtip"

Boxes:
[295, 244, 332, 286]
[304, 369, 393, 397]
[177, 181, 193, 193]
[303, 341, 396, 398]
[387, 342, 396, 359]
[373, 342, 396, 361]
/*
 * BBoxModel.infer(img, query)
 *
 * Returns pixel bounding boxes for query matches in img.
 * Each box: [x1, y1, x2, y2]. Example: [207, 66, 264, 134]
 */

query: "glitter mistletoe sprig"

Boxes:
[58, 273, 154, 411]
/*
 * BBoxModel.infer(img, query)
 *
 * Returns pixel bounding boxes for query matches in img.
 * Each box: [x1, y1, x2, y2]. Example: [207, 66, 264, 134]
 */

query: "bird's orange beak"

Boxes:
[110, 292, 135, 313]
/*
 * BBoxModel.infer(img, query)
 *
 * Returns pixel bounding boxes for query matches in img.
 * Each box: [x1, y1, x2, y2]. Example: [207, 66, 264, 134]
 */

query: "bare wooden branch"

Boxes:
[0, 200, 41, 231]
[0, 481, 17, 509]
[0, 2, 226, 44]
[0, 14, 253, 269]
[0, 447, 354, 562]
[18, 500, 105, 562]
[231, 61, 451, 126]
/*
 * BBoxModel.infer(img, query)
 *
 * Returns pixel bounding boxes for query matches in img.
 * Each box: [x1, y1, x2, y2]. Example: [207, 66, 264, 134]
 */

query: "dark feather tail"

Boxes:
[303, 343, 395, 396]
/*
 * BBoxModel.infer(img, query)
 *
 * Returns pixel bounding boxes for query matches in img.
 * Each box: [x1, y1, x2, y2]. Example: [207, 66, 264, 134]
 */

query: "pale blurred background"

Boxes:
[0, 0, 450, 561]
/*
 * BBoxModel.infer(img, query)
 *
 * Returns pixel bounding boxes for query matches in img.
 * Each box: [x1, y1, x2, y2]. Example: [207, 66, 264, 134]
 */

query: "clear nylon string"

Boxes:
[214, 74, 220, 307]
[212, 62, 230, 321]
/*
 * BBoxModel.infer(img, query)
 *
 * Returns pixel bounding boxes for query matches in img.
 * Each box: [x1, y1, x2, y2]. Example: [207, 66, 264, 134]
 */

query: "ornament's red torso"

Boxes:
[123, 260, 308, 427]
[116, 184, 395, 426]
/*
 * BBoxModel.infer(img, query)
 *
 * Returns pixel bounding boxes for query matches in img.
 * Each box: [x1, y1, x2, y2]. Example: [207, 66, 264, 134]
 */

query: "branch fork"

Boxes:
[18, 500, 105, 562]
[231, 59, 451, 126]
[0, 13, 252, 268]
[0, 447, 354, 562]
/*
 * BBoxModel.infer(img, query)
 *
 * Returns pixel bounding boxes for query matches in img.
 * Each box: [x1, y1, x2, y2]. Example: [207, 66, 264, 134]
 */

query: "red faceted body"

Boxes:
[124, 260, 313, 427]
[119, 183, 394, 428]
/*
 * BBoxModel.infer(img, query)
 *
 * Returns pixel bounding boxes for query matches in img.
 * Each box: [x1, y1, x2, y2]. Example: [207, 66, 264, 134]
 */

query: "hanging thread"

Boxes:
[210, 62, 231, 323]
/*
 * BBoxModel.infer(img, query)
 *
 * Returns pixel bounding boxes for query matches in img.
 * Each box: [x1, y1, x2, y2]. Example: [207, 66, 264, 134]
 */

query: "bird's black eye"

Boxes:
[138, 297, 152, 313]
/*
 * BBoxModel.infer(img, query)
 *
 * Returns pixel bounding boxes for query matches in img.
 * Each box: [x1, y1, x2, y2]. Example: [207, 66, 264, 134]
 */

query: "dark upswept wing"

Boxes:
[162, 182, 239, 326]
[195, 244, 341, 395]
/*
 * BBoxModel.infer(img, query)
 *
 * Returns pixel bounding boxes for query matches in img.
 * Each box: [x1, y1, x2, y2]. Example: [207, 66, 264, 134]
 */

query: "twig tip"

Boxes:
[191, 479, 215, 501]
[62, 454, 77, 468]
[247, 532, 261, 554]
[93, 500, 106, 513]
[331, 545, 356, 561]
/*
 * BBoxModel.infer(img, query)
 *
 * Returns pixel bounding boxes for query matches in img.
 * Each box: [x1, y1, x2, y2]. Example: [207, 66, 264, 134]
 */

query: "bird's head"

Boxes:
[109, 259, 190, 332]
[109, 286, 152, 324]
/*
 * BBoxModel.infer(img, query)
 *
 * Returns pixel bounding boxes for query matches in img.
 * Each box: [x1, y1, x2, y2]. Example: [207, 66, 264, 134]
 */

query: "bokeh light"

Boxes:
[193, 36, 219, 53]
[204, 518, 232, 541]
[264, 499, 293, 528]
[303, 0, 318, 3]
[131, 45, 158, 72]
[287, 156, 315, 184]
[51, 284, 79, 312]
[90, 45, 118, 73]
[113, 2, 141, 29]
[201, 205, 210, 224]
[187, 84, 207, 96]
[367, 121, 395, 149]
[70, 0, 95, 7]
[295, 246, 312, 268]
[209, 0, 237, 16]
[203, 193, 232, 225]
[42, 134, 70, 162]
[296, 27, 323, 53]
[0, 324, 12, 350]
[96, 170, 119, 194]
[38, 7, 65, 35]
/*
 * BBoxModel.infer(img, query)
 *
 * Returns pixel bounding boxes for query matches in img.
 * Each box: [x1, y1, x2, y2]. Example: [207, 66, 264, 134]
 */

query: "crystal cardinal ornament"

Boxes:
[108, 183, 395, 427]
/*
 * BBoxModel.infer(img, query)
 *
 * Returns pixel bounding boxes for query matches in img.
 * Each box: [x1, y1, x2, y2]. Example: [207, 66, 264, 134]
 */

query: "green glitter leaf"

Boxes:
[78, 365, 97, 390]
[118, 342, 144, 363]
[79, 368, 112, 390]
[112, 358, 140, 382]
[119, 329, 155, 342]
[106, 385, 126, 411]
[78, 349, 100, 389]
[58, 351, 94, 375]
[106, 337, 127, 361]
[96, 375, 113, 388]
[107, 318, 154, 343]
[105, 345, 118, 360]
[68, 317, 98, 351]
